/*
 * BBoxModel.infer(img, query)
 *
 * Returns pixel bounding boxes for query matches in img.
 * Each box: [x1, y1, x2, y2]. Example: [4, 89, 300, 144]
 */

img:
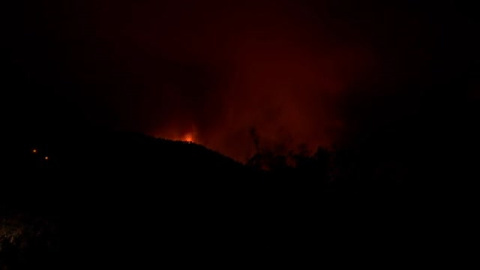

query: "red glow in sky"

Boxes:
[99, 0, 374, 161]
[10, 0, 445, 162]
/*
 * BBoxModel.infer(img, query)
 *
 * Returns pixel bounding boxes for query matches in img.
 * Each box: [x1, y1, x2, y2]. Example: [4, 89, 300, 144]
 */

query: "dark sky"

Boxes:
[3, 0, 478, 162]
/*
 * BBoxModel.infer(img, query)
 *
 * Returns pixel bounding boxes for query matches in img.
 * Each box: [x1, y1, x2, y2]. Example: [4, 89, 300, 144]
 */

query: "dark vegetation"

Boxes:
[2, 126, 477, 268]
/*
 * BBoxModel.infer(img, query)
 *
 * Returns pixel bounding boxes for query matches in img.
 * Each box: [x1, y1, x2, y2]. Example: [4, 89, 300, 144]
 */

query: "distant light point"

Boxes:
[32, 149, 37, 154]
[44, 156, 49, 160]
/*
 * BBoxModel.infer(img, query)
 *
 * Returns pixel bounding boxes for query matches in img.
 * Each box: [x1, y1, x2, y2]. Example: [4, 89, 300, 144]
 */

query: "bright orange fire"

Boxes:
[154, 129, 197, 144]
[182, 133, 194, 143]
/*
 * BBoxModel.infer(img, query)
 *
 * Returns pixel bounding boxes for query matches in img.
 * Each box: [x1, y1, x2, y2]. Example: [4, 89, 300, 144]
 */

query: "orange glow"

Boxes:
[32, 149, 37, 154]
[154, 129, 198, 144]
[183, 133, 194, 143]
[44, 156, 49, 160]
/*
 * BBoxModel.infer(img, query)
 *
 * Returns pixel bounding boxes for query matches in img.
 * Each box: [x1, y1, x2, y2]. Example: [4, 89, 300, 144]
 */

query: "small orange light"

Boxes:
[44, 156, 49, 160]
[32, 149, 37, 154]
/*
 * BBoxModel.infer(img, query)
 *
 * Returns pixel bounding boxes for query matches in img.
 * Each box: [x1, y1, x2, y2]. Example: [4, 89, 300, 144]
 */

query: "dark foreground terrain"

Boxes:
[1, 131, 476, 268]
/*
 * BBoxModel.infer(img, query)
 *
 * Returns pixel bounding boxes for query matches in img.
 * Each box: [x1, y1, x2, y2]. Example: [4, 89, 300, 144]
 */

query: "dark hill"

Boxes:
[1, 131, 474, 269]
[2, 130, 265, 213]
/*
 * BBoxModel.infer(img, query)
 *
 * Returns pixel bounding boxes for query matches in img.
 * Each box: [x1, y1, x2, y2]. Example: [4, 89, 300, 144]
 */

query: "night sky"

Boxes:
[3, 0, 478, 162]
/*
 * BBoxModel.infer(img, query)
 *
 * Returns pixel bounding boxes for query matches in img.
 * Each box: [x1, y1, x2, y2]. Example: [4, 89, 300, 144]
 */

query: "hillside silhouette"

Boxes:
[1, 129, 476, 269]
